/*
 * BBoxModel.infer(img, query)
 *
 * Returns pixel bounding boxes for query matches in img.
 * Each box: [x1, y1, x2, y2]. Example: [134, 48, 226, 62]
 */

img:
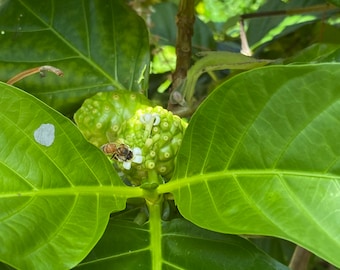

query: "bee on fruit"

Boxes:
[101, 142, 133, 162]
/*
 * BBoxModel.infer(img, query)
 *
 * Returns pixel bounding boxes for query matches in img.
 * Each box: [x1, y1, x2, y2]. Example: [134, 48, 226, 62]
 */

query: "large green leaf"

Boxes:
[160, 64, 340, 267]
[76, 218, 289, 270]
[0, 0, 149, 115]
[0, 82, 143, 269]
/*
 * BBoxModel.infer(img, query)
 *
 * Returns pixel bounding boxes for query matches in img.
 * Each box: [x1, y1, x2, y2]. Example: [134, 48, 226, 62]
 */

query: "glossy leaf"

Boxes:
[75, 219, 151, 269]
[0, 82, 143, 269]
[260, 22, 340, 59]
[246, 0, 327, 48]
[0, 0, 150, 115]
[77, 218, 288, 270]
[162, 64, 340, 267]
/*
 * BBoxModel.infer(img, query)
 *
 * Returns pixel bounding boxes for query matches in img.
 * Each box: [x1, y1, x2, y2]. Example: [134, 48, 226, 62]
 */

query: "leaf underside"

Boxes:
[170, 64, 340, 267]
[77, 218, 288, 270]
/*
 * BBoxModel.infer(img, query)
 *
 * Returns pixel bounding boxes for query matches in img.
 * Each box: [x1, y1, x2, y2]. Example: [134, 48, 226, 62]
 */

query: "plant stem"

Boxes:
[146, 194, 163, 270]
[176, 51, 271, 109]
[168, 0, 195, 112]
[289, 246, 312, 270]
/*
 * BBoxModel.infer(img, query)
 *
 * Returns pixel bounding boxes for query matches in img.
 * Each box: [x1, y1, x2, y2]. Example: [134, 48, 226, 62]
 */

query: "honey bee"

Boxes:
[101, 143, 133, 162]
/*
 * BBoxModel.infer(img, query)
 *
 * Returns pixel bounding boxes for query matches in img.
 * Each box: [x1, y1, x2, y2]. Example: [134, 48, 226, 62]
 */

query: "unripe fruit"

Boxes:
[74, 90, 151, 146]
[115, 106, 187, 185]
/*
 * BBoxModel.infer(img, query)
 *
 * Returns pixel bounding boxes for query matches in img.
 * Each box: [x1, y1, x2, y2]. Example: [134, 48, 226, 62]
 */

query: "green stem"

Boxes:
[147, 194, 163, 270]
[175, 51, 272, 107]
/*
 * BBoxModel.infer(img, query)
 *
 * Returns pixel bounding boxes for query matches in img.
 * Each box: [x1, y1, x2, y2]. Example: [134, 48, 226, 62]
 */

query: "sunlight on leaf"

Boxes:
[0, 82, 142, 269]
[251, 15, 317, 49]
[151, 46, 176, 74]
[246, 0, 331, 47]
[164, 64, 340, 268]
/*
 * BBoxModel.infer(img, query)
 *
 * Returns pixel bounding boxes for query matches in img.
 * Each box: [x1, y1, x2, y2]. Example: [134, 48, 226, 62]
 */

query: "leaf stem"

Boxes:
[7, 65, 64, 85]
[147, 194, 163, 270]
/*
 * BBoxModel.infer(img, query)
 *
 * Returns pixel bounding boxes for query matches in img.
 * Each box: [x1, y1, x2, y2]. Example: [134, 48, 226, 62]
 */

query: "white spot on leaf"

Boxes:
[34, 123, 55, 147]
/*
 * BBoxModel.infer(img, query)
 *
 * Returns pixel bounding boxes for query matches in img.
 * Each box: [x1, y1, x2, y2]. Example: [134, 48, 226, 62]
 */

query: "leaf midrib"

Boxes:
[0, 185, 143, 198]
[18, 0, 124, 89]
[159, 169, 340, 193]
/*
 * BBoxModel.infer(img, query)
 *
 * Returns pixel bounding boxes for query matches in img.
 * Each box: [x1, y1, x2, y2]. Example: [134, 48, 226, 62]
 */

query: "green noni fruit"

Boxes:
[74, 90, 151, 147]
[114, 106, 187, 186]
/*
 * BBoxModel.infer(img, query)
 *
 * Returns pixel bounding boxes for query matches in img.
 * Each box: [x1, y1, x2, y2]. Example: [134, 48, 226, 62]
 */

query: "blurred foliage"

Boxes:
[195, 0, 266, 22]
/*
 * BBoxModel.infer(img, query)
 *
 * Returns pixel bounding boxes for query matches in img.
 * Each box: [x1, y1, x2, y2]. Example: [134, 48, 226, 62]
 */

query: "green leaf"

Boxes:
[0, 82, 143, 269]
[75, 218, 151, 269]
[246, 0, 328, 48]
[260, 23, 340, 60]
[163, 64, 340, 268]
[0, 0, 149, 115]
[326, 0, 340, 7]
[291, 43, 340, 63]
[77, 218, 288, 270]
[151, 46, 177, 74]
[251, 238, 295, 265]
[285, 43, 340, 64]
[161, 219, 289, 270]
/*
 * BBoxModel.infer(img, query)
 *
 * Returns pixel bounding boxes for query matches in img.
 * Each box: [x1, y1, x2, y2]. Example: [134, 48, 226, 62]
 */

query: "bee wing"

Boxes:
[105, 131, 117, 143]
[105, 131, 125, 145]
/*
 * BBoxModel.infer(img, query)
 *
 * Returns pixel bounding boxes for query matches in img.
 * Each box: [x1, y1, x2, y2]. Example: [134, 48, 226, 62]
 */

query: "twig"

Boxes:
[7, 65, 64, 85]
[168, 0, 195, 111]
